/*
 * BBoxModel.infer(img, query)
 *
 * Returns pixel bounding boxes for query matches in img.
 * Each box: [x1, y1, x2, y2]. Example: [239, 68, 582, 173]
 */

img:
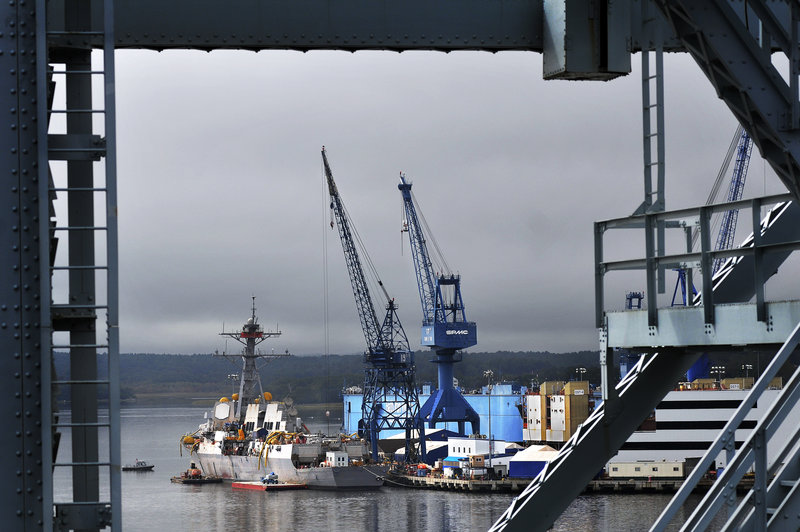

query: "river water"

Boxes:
[52, 406, 715, 531]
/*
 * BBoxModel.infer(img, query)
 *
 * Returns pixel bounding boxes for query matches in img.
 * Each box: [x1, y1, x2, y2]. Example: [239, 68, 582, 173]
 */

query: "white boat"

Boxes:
[181, 302, 385, 489]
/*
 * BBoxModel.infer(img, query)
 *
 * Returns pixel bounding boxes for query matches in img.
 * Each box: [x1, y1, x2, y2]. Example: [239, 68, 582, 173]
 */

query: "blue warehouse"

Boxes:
[342, 383, 526, 443]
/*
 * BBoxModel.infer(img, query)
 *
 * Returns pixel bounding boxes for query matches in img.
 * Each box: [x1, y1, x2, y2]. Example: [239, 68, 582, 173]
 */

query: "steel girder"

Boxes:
[0, 1, 45, 529]
[43, 0, 699, 53]
[653, 0, 800, 201]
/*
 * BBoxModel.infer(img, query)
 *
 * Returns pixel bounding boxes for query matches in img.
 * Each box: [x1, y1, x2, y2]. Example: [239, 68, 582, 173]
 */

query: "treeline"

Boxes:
[53, 350, 603, 405]
[53, 348, 789, 406]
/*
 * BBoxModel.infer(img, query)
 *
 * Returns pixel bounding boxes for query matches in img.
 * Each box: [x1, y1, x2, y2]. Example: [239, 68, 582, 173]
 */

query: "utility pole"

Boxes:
[484, 369, 494, 477]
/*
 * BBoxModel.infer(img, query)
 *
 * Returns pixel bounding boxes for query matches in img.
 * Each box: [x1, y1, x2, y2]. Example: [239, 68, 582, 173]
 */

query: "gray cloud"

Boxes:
[105, 49, 786, 355]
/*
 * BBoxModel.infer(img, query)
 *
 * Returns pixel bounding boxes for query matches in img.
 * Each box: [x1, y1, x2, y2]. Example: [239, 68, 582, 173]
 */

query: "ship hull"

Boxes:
[195, 452, 385, 489]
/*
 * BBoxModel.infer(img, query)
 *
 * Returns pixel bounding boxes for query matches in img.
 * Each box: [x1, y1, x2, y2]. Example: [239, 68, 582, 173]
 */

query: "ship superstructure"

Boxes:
[182, 304, 385, 489]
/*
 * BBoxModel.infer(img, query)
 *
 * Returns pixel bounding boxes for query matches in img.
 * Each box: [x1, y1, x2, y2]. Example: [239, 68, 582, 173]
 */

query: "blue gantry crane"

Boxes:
[671, 126, 754, 306]
[399, 174, 481, 436]
[322, 148, 424, 461]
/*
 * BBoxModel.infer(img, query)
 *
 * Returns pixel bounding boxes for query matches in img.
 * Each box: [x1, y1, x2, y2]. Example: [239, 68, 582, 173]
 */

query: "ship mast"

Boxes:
[218, 296, 289, 418]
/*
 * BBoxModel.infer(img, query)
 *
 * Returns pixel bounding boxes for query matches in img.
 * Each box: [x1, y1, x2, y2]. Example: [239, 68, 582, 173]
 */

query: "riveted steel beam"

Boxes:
[0, 0, 45, 529]
[43, 0, 697, 53]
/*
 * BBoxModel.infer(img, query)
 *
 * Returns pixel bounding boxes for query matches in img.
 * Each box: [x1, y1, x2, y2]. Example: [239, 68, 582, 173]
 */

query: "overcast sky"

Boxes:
[61, 49, 788, 356]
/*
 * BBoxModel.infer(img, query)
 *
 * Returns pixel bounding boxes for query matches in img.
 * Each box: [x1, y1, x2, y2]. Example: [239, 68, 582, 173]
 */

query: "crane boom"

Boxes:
[322, 147, 423, 461]
[400, 175, 438, 325]
[671, 127, 753, 306]
[399, 174, 480, 436]
[712, 129, 753, 273]
[322, 148, 386, 355]
[399, 174, 477, 348]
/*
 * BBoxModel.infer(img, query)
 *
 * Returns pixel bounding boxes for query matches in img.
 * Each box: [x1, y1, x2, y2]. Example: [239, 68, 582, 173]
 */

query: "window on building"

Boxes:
[612, 467, 618, 472]
[634, 467, 641, 472]
[653, 467, 658, 472]
[673, 467, 679, 472]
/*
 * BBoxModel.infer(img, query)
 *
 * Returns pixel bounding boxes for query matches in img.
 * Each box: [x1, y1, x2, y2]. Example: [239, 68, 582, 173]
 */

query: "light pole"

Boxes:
[711, 365, 726, 387]
[741, 364, 753, 378]
[483, 370, 493, 478]
[576, 367, 587, 381]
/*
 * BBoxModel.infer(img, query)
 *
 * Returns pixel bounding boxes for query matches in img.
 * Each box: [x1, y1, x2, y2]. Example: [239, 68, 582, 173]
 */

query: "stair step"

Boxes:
[52, 304, 109, 310]
[48, 109, 106, 114]
[51, 70, 106, 75]
[51, 344, 109, 349]
[50, 187, 107, 192]
[53, 422, 111, 428]
[780, 480, 797, 488]
[51, 265, 108, 271]
[52, 380, 110, 385]
[52, 226, 108, 231]
[53, 461, 111, 467]
[48, 31, 105, 36]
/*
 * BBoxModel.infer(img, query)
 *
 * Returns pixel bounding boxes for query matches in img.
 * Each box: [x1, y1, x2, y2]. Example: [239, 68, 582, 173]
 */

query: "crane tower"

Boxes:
[322, 148, 424, 461]
[399, 174, 480, 436]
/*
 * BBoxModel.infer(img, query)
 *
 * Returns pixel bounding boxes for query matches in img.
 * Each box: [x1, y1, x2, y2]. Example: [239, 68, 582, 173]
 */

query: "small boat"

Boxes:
[170, 463, 223, 484]
[232, 480, 307, 491]
[122, 459, 154, 472]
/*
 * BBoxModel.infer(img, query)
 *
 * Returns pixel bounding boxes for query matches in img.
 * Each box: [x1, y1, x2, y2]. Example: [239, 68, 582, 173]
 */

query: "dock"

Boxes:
[231, 481, 308, 491]
[388, 472, 756, 495]
[387, 473, 528, 493]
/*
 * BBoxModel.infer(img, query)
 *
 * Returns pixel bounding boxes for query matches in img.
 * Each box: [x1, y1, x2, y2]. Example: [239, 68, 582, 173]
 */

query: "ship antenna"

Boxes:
[251, 295, 256, 323]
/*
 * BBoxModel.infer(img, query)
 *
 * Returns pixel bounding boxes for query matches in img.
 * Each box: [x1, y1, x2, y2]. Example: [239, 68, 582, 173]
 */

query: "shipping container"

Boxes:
[607, 461, 685, 479]
[563, 381, 589, 396]
[539, 381, 565, 395]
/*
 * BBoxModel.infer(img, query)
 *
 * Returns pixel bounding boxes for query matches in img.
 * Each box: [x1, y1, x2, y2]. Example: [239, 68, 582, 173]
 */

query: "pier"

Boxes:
[388, 473, 756, 495]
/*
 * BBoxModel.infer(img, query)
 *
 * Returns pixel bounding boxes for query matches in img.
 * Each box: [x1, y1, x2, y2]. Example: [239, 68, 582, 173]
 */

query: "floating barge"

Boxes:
[170, 475, 223, 484]
[231, 481, 308, 491]
[170, 464, 223, 484]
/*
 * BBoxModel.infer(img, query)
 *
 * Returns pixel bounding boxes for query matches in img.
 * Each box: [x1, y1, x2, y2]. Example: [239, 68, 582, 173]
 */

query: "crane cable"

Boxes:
[409, 187, 452, 276]
[690, 124, 744, 251]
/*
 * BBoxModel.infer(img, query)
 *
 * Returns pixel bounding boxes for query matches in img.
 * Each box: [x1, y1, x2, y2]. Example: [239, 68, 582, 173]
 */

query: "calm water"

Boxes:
[52, 407, 714, 531]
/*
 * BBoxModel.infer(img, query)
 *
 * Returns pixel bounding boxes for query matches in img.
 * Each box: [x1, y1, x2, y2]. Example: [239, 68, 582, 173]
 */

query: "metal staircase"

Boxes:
[37, 0, 120, 529]
[652, 320, 800, 531]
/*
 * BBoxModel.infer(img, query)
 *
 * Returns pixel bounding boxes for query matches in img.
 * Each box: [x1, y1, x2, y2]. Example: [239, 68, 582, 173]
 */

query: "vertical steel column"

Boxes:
[699, 206, 714, 325]
[752, 427, 767, 531]
[752, 198, 766, 322]
[594, 222, 605, 328]
[35, 0, 53, 529]
[64, 0, 99, 510]
[103, 0, 121, 526]
[791, 3, 799, 130]
[645, 214, 657, 327]
[1, 0, 44, 528]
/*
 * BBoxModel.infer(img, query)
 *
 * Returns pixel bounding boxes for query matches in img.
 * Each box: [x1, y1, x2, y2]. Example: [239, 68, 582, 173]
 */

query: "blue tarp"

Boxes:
[509, 460, 547, 479]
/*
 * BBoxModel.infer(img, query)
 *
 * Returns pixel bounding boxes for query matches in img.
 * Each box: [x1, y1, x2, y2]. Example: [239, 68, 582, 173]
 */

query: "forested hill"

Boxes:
[54, 350, 601, 405]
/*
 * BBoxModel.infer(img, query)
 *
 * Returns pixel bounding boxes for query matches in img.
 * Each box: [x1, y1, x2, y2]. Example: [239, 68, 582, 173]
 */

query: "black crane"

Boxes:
[322, 147, 424, 461]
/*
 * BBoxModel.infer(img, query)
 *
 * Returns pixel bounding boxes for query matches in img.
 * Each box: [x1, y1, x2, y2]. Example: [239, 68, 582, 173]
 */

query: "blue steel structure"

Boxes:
[671, 127, 753, 306]
[322, 148, 423, 461]
[398, 175, 480, 436]
[712, 130, 754, 272]
[342, 384, 524, 443]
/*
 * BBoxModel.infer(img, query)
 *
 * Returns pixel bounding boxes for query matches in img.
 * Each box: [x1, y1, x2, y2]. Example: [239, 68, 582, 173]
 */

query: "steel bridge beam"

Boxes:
[46, 0, 693, 53]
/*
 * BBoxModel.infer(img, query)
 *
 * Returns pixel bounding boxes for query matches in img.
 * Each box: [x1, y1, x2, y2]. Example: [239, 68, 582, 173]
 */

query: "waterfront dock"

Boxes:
[388, 473, 756, 495]
[388, 473, 528, 493]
